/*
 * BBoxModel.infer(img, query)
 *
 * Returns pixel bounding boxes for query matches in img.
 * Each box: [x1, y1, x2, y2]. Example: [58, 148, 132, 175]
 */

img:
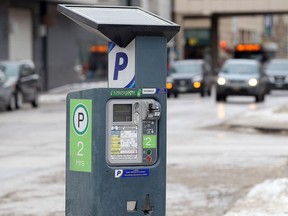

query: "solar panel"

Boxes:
[58, 5, 180, 47]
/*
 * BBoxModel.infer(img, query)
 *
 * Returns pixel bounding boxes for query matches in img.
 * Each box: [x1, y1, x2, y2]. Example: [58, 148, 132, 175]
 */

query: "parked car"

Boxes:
[265, 59, 288, 91]
[216, 59, 267, 103]
[0, 60, 40, 111]
[166, 60, 214, 98]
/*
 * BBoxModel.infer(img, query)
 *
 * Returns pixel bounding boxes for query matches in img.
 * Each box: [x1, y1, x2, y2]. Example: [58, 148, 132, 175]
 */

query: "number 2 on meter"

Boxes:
[77, 141, 84, 156]
[144, 137, 152, 146]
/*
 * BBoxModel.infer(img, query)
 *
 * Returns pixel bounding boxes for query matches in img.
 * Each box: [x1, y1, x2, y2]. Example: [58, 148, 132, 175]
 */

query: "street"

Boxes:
[0, 90, 288, 216]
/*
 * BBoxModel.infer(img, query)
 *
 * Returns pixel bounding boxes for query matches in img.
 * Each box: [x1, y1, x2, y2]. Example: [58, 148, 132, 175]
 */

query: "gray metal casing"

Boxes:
[66, 88, 167, 216]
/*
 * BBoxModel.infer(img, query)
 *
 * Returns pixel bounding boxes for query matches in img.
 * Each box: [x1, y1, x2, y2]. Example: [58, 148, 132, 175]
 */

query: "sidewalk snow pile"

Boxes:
[224, 104, 288, 131]
[224, 178, 288, 216]
[40, 81, 107, 103]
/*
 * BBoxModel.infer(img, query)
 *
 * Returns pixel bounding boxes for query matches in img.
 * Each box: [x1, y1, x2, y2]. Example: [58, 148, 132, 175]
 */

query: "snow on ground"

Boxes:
[224, 178, 288, 216]
[40, 81, 108, 103]
[223, 104, 288, 131]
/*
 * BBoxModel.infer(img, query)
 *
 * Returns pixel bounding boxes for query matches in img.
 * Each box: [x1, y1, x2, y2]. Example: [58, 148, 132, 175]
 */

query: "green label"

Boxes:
[110, 89, 142, 97]
[69, 99, 92, 172]
[143, 135, 157, 149]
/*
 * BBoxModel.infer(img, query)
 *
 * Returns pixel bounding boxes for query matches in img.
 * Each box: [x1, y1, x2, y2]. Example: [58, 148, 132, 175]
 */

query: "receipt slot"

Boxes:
[59, 4, 179, 216]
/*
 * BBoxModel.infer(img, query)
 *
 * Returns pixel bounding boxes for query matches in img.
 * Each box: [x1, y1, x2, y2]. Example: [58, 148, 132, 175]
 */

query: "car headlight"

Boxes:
[217, 77, 226, 85]
[193, 81, 201, 89]
[248, 78, 258, 87]
[166, 82, 173, 90]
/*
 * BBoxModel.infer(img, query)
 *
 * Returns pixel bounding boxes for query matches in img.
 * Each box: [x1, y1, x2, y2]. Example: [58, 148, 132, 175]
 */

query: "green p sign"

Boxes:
[70, 99, 92, 172]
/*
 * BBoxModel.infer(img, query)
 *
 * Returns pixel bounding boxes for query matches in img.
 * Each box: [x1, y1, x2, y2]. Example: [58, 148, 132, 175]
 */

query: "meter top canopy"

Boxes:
[57, 5, 180, 47]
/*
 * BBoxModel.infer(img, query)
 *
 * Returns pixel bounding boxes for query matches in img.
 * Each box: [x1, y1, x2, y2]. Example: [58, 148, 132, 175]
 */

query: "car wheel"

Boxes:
[216, 94, 222, 102]
[255, 94, 265, 103]
[200, 90, 205, 97]
[216, 94, 226, 102]
[207, 88, 212, 97]
[7, 94, 16, 111]
[174, 93, 178, 98]
[31, 91, 39, 108]
[16, 91, 23, 109]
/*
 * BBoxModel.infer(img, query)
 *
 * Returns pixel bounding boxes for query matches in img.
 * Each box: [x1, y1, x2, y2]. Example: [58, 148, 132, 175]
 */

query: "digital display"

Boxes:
[113, 104, 132, 122]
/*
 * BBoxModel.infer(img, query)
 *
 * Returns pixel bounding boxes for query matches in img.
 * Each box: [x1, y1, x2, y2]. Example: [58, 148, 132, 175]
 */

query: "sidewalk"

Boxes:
[39, 81, 107, 103]
[221, 103, 288, 132]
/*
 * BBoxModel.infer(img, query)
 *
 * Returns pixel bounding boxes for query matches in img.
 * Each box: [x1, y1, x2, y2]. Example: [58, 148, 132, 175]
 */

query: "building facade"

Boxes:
[173, 0, 288, 66]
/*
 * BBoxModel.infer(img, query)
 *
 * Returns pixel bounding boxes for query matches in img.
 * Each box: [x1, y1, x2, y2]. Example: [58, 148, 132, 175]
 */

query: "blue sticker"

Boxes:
[156, 88, 167, 94]
[115, 169, 150, 178]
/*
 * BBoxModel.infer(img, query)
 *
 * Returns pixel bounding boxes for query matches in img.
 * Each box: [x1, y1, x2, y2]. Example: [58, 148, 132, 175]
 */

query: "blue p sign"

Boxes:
[108, 40, 135, 88]
[113, 52, 128, 80]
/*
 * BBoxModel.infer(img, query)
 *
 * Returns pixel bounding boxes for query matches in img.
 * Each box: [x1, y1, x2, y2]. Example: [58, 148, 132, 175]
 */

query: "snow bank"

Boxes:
[224, 178, 288, 216]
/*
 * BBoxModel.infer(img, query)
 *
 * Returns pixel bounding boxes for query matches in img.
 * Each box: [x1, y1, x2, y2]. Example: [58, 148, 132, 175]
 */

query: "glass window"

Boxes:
[222, 63, 259, 74]
[0, 63, 20, 77]
[171, 63, 203, 74]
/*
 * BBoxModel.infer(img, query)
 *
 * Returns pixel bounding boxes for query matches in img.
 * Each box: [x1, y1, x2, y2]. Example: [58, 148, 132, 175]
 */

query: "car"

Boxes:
[0, 60, 40, 111]
[265, 59, 288, 91]
[216, 59, 267, 103]
[166, 60, 213, 98]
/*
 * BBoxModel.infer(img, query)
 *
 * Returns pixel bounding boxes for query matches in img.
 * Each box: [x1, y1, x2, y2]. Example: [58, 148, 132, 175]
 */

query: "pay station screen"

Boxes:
[113, 104, 132, 122]
[106, 99, 161, 166]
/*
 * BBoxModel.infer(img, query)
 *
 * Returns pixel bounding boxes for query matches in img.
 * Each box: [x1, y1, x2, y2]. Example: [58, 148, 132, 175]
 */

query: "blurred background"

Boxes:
[1, 0, 288, 216]
[1, 0, 287, 90]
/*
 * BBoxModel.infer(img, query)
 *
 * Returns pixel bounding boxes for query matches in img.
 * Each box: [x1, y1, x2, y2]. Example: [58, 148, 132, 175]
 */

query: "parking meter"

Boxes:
[58, 5, 179, 216]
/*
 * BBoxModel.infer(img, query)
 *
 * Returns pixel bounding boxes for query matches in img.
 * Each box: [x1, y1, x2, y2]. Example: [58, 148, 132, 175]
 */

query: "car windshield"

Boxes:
[171, 63, 202, 74]
[222, 63, 259, 74]
[0, 62, 20, 77]
[267, 62, 288, 71]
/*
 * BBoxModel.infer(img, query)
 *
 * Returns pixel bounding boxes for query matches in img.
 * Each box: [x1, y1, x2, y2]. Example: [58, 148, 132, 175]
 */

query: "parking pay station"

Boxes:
[58, 5, 179, 216]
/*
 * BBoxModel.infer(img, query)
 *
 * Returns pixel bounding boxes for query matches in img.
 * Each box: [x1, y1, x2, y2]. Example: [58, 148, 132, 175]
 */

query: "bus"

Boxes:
[233, 43, 269, 64]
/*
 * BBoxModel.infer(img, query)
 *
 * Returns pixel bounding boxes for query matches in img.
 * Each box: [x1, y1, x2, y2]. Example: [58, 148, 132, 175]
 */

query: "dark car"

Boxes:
[166, 60, 213, 98]
[216, 59, 267, 103]
[0, 60, 40, 111]
[266, 59, 288, 91]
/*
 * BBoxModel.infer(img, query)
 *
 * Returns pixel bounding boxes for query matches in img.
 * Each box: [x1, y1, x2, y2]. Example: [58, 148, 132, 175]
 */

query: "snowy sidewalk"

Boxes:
[223, 104, 288, 132]
[224, 178, 288, 216]
[39, 81, 107, 103]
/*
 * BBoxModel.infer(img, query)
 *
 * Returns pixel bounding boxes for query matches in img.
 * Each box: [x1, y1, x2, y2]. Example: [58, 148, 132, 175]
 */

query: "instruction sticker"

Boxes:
[110, 125, 138, 161]
[70, 99, 92, 172]
[115, 169, 150, 178]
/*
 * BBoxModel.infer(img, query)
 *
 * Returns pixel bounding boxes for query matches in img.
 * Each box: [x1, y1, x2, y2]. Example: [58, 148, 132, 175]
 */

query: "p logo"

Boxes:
[114, 52, 128, 80]
[72, 104, 89, 136]
[115, 169, 123, 178]
[108, 40, 135, 88]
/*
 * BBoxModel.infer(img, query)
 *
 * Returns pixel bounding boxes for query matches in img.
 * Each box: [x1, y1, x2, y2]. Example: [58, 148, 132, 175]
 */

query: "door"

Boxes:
[8, 8, 33, 60]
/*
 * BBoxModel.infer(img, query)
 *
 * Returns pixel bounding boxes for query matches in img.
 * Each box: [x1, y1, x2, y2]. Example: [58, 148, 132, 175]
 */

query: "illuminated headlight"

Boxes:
[248, 78, 258, 86]
[166, 82, 173, 90]
[193, 81, 201, 89]
[217, 77, 226, 85]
